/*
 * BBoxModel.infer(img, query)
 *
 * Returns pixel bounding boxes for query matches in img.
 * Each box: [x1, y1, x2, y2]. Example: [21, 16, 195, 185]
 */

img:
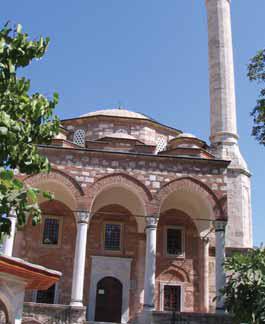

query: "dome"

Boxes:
[80, 108, 150, 120]
[177, 133, 196, 139]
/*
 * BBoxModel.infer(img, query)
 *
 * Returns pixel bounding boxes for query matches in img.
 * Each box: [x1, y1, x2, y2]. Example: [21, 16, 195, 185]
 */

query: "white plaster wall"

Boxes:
[88, 256, 132, 323]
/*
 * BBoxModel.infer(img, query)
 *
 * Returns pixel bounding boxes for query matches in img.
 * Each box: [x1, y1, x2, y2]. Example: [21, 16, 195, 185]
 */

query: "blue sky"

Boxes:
[2, 1, 265, 246]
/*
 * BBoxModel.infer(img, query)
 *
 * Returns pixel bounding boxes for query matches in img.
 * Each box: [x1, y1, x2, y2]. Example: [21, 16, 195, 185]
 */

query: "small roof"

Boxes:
[0, 255, 61, 290]
[80, 108, 150, 120]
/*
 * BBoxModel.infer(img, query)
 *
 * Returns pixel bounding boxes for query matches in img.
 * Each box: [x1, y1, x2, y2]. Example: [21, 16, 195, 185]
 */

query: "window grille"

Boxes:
[104, 224, 121, 251]
[36, 284, 56, 304]
[155, 136, 167, 154]
[73, 129, 85, 146]
[43, 218, 59, 245]
[164, 285, 181, 312]
[167, 228, 182, 255]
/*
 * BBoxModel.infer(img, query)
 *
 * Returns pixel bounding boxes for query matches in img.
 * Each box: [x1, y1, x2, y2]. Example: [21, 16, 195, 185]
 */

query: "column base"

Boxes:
[70, 300, 83, 307]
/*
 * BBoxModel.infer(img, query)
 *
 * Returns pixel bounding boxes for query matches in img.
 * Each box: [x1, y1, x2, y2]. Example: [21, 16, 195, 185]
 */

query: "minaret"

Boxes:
[205, 0, 253, 247]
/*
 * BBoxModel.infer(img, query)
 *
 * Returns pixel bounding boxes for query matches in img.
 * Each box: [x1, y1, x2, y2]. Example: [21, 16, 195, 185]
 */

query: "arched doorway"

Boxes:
[95, 277, 122, 323]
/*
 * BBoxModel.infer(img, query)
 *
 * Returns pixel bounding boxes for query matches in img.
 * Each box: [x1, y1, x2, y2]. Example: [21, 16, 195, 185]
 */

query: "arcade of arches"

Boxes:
[10, 170, 227, 323]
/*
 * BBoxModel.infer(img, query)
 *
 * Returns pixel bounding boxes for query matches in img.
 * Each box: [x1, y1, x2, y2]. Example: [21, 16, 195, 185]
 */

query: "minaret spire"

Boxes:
[206, 0, 238, 145]
[205, 0, 253, 248]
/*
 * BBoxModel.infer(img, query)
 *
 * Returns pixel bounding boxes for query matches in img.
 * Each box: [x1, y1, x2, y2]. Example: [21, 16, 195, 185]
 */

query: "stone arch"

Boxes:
[24, 169, 84, 210]
[87, 173, 153, 233]
[87, 173, 153, 213]
[155, 177, 225, 220]
[161, 265, 190, 283]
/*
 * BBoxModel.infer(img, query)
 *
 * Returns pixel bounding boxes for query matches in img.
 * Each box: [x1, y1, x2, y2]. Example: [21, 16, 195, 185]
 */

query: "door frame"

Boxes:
[159, 281, 184, 312]
[88, 256, 132, 323]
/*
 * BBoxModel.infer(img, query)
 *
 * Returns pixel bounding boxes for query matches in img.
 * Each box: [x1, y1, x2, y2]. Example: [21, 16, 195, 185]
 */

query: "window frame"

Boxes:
[160, 282, 183, 312]
[33, 283, 59, 304]
[40, 215, 63, 248]
[102, 222, 123, 253]
[164, 226, 185, 258]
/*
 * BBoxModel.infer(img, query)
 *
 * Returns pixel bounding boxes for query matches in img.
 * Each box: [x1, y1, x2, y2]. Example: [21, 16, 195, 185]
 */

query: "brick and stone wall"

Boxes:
[14, 200, 76, 305]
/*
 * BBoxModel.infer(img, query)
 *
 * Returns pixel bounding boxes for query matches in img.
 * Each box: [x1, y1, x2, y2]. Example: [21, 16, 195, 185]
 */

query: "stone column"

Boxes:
[201, 236, 210, 313]
[143, 216, 158, 310]
[205, 0, 238, 145]
[215, 220, 227, 313]
[2, 210, 17, 257]
[70, 211, 90, 307]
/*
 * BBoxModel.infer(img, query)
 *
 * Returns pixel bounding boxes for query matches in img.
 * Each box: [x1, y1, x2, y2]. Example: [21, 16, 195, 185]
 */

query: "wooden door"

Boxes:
[95, 277, 123, 323]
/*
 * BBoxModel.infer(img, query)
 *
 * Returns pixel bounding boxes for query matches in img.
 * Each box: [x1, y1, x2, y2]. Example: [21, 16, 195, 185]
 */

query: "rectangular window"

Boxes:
[163, 285, 181, 311]
[104, 223, 121, 251]
[36, 284, 55, 304]
[166, 228, 183, 256]
[43, 218, 59, 245]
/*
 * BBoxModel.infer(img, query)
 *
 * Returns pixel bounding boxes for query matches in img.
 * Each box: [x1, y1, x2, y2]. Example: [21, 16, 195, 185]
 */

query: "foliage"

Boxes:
[247, 49, 265, 145]
[222, 248, 265, 324]
[0, 22, 59, 239]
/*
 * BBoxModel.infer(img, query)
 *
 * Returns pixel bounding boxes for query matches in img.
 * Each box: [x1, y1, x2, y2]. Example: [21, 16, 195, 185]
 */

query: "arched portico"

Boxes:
[142, 177, 227, 313]
[84, 174, 152, 321]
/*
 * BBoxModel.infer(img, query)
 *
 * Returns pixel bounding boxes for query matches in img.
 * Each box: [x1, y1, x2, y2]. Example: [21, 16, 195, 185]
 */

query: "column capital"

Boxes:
[145, 216, 158, 229]
[75, 211, 90, 224]
[214, 219, 227, 232]
[200, 235, 210, 244]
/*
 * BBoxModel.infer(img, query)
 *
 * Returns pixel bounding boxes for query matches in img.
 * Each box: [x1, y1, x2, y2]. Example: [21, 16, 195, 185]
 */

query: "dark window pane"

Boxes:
[104, 224, 121, 251]
[36, 284, 55, 304]
[164, 285, 181, 311]
[167, 228, 182, 255]
[43, 218, 59, 245]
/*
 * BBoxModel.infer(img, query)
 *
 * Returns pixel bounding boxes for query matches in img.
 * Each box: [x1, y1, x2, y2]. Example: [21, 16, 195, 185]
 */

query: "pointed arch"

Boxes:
[155, 176, 225, 220]
[24, 169, 84, 210]
[160, 264, 190, 283]
[86, 173, 153, 214]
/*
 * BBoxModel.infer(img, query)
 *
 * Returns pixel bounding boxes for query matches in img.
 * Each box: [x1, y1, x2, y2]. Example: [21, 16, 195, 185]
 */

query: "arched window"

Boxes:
[73, 129, 85, 146]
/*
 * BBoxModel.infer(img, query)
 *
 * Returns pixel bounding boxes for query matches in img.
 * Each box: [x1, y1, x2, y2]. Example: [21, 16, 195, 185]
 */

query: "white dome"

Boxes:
[80, 108, 149, 120]
[177, 133, 197, 139]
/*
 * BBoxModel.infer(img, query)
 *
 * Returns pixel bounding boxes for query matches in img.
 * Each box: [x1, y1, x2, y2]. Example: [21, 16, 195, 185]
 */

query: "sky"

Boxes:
[2, 1, 265, 246]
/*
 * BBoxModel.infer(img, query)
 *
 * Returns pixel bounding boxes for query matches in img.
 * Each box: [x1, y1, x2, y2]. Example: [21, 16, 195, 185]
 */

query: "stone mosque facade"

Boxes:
[2, 0, 252, 323]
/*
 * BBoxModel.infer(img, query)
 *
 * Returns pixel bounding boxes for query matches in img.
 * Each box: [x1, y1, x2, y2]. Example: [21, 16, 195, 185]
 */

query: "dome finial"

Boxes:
[117, 100, 123, 110]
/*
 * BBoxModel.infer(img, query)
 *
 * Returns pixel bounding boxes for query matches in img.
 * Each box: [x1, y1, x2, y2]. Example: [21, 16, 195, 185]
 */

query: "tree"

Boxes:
[247, 49, 265, 145]
[222, 248, 265, 324]
[0, 22, 59, 239]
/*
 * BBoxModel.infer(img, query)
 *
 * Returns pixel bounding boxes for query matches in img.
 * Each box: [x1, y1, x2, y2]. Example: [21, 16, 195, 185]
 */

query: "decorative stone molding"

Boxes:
[145, 216, 158, 229]
[74, 211, 90, 224]
[214, 220, 227, 232]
